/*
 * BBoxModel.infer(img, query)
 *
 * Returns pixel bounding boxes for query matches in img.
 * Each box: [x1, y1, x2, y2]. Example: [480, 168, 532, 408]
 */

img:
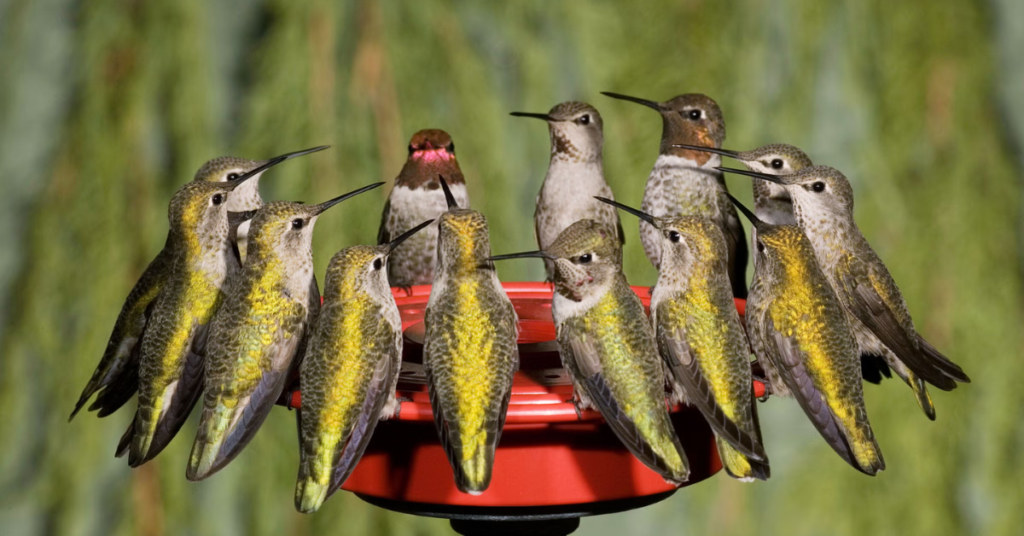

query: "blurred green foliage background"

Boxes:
[1, 0, 1022, 534]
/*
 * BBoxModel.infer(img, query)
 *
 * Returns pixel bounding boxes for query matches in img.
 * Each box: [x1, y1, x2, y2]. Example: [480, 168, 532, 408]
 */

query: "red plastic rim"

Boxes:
[278, 282, 761, 507]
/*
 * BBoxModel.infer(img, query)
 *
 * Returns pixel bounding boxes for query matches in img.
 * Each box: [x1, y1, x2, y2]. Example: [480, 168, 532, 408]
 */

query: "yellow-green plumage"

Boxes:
[188, 184, 382, 481]
[557, 280, 689, 483]
[745, 221, 884, 475]
[424, 204, 518, 495]
[121, 180, 241, 466]
[515, 218, 689, 484]
[295, 245, 403, 514]
[595, 199, 767, 481]
[70, 153, 302, 422]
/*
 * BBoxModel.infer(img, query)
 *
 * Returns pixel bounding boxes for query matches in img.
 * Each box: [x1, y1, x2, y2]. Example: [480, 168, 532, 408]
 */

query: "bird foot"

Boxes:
[753, 375, 772, 402]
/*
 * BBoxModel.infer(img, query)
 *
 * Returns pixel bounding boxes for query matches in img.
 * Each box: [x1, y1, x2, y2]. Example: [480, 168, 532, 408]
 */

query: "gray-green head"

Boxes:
[192, 146, 330, 211]
[491, 219, 622, 302]
[725, 193, 818, 279]
[673, 143, 812, 175]
[435, 176, 493, 276]
[718, 165, 856, 223]
[167, 173, 258, 249]
[602, 91, 725, 161]
[246, 182, 383, 263]
[325, 219, 434, 301]
[510, 101, 604, 162]
[595, 197, 726, 284]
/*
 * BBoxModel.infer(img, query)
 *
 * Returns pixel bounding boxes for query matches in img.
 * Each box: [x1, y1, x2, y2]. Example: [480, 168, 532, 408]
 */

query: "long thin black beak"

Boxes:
[716, 166, 785, 184]
[227, 145, 331, 188]
[594, 196, 658, 227]
[388, 219, 434, 252]
[674, 144, 740, 159]
[312, 182, 385, 215]
[489, 250, 554, 262]
[438, 175, 459, 210]
[509, 111, 554, 121]
[601, 91, 662, 111]
[724, 192, 763, 227]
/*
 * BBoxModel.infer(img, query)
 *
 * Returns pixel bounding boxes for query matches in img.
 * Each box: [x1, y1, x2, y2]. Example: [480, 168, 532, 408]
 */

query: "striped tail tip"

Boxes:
[294, 479, 329, 514]
[717, 437, 770, 482]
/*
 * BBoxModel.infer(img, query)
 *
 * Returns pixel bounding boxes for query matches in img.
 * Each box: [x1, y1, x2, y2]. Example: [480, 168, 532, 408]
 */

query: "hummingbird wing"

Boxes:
[188, 298, 308, 481]
[843, 268, 966, 389]
[376, 198, 392, 245]
[328, 341, 399, 495]
[560, 330, 687, 484]
[659, 328, 767, 462]
[72, 248, 168, 420]
[761, 319, 884, 475]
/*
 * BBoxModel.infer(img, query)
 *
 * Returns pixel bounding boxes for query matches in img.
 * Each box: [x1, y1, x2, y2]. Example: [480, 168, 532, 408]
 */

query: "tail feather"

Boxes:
[717, 437, 769, 482]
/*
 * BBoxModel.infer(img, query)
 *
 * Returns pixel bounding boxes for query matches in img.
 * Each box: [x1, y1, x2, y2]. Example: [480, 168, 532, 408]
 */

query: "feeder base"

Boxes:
[356, 490, 675, 536]
[450, 518, 579, 536]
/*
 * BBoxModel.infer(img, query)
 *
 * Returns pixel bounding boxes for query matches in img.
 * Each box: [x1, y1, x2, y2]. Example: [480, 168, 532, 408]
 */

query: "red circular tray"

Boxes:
[279, 282, 760, 507]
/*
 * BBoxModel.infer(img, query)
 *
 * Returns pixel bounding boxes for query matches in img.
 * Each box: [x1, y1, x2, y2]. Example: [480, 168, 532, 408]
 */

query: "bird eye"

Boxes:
[812, 182, 826, 193]
[578, 253, 593, 264]
[688, 109, 702, 120]
[446, 142, 455, 153]
[408, 144, 416, 154]
[771, 159, 784, 170]
[211, 193, 224, 205]
[756, 241, 765, 252]
[578, 114, 591, 125]
[226, 172, 241, 181]
[668, 231, 681, 243]
[373, 258, 383, 271]
[292, 218, 304, 229]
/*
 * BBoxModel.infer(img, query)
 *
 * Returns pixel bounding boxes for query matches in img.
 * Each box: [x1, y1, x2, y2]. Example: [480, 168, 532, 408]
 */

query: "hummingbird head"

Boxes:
[435, 177, 492, 275]
[396, 129, 464, 191]
[718, 165, 855, 223]
[725, 193, 816, 278]
[192, 146, 330, 211]
[594, 197, 724, 285]
[510, 101, 604, 163]
[168, 176, 256, 256]
[601, 91, 725, 162]
[245, 183, 384, 263]
[325, 220, 434, 302]
[546, 220, 622, 301]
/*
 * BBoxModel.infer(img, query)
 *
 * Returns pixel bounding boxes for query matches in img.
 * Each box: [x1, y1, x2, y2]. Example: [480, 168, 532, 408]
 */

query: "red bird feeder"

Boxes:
[278, 282, 762, 535]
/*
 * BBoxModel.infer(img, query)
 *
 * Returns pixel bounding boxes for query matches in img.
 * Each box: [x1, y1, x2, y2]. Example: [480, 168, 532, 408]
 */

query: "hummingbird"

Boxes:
[601, 91, 746, 298]
[728, 194, 885, 475]
[678, 143, 899, 387]
[69, 147, 329, 422]
[595, 196, 769, 482]
[378, 129, 468, 289]
[294, 219, 434, 513]
[491, 219, 689, 485]
[422, 176, 518, 495]
[719, 166, 970, 420]
[112, 174, 258, 467]
[673, 143, 812, 226]
[186, 182, 384, 481]
[510, 101, 624, 278]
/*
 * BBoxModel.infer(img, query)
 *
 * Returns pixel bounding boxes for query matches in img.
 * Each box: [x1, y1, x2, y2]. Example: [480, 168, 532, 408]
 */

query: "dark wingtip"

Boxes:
[438, 175, 458, 210]
[594, 196, 657, 226]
